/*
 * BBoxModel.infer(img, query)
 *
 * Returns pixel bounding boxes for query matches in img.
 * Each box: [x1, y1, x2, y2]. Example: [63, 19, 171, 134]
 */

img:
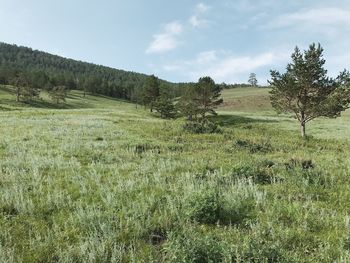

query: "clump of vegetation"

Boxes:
[184, 188, 222, 224]
[285, 158, 315, 170]
[231, 163, 276, 184]
[234, 139, 272, 153]
[183, 118, 221, 134]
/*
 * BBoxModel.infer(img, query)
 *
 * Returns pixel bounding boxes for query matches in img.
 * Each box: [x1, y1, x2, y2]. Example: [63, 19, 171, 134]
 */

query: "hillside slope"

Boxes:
[0, 42, 179, 100]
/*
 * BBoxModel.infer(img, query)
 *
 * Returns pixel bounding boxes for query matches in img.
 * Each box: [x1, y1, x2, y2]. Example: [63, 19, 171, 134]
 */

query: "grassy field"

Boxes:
[1, 86, 350, 262]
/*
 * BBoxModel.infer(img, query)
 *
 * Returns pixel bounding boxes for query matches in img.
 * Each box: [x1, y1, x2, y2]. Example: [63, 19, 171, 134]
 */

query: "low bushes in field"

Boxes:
[234, 139, 273, 153]
[183, 119, 221, 134]
[184, 188, 256, 226]
[231, 162, 277, 185]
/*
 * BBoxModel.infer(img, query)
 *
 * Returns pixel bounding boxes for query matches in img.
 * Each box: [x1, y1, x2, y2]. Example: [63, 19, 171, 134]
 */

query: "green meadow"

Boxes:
[1, 86, 350, 262]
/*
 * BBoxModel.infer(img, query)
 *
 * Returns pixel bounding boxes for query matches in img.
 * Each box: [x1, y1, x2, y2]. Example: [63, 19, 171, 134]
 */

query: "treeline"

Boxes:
[0, 42, 183, 102]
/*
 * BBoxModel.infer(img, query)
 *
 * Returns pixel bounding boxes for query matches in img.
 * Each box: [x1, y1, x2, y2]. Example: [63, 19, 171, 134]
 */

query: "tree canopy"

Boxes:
[269, 43, 350, 138]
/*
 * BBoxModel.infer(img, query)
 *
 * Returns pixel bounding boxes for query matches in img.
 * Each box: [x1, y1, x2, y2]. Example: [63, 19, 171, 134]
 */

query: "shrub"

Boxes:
[183, 119, 221, 134]
[184, 189, 221, 224]
[285, 158, 314, 170]
[234, 139, 272, 153]
[231, 164, 275, 184]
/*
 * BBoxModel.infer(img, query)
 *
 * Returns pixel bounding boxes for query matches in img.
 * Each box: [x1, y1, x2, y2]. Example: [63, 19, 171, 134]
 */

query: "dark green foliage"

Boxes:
[185, 189, 221, 224]
[178, 77, 223, 120]
[177, 83, 199, 120]
[154, 91, 176, 119]
[269, 43, 350, 138]
[195, 76, 224, 118]
[143, 75, 160, 111]
[183, 118, 221, 134]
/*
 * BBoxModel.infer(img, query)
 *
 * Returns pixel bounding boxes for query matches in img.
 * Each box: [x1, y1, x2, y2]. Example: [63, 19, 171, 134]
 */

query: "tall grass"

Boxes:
[1, 87, 350, 262]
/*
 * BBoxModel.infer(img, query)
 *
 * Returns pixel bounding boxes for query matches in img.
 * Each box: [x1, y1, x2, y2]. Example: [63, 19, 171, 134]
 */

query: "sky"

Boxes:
[1, 0, 350, 84]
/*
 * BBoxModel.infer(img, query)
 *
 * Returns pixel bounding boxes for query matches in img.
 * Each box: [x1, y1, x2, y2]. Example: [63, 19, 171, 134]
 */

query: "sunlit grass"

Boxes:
[1, 85, 350, 262]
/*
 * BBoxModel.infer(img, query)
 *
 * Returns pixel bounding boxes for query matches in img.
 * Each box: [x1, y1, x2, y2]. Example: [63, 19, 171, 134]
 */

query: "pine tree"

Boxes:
[195, 76, 223, 118]
[154, 92, 176, 119]
[177, 83, 200, 120]
[248, 73, 258, 87]
[269, 43, 350, 138]
[143, 75, 160, 112]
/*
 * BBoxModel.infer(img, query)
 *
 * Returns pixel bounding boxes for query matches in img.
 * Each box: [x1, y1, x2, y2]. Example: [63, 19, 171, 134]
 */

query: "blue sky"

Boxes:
[1, 0, 350, 84]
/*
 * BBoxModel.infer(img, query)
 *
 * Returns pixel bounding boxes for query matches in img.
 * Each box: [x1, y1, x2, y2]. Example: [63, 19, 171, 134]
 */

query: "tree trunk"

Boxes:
[16, 87, 20, 102]
[300, 121, 306, 138]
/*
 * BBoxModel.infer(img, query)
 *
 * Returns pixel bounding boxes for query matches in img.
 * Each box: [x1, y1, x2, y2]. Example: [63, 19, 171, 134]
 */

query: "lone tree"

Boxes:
[248, 73, 258, 87]
[195, 76, 223, 118]
[269, 43, 350, 138]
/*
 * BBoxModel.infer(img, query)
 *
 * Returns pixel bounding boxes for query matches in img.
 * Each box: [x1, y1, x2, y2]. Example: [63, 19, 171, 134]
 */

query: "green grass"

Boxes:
[1, 86, 350, 262]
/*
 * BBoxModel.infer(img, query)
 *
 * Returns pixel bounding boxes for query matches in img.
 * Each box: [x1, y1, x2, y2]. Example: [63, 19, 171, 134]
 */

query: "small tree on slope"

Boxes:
[269, 43, 350, 138]
[248, 73, 258, 87]
[195, 76, 223, 118]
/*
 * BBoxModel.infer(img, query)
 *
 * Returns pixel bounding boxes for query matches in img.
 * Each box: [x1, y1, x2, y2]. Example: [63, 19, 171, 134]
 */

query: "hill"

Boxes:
[0, 42, 181, 101]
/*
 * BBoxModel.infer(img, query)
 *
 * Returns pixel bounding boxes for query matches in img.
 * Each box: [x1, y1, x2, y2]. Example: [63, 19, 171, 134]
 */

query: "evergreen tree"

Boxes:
[154, 92, 176, 119]
[195, 76, 223, 118]
[248, 73, 258, 87]
[269, 43, 350, 138]
[177, 83, 199, 120]
[143, 75, 160, 112]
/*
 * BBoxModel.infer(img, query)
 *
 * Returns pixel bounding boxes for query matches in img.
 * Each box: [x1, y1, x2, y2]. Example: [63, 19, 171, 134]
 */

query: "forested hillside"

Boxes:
[0, 42, 181, 101]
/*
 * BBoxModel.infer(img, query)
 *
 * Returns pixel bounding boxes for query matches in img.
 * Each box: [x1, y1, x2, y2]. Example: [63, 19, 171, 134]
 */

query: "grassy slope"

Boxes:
[220, 87, 350, 140]
[1, 86, 350, 262]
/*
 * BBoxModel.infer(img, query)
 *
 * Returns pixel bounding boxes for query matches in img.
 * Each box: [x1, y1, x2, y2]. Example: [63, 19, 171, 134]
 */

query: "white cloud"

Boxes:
[268, 7, 350, 29]
[146, 21, 183, 54]
[189, 3, 210, 28]
[196, 3, 210, 13]
[163, 50, 281, 83]
[146, 3, 211, 54]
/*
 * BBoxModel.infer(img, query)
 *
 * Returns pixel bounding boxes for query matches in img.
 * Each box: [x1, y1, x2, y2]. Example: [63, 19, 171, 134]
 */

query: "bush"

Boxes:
[285, 158, 314, 170]
[231, 164, 275, 184]
[183, 118, 221, 134]
[235, 139, 272, 153]
[184, 189, 221, 224]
